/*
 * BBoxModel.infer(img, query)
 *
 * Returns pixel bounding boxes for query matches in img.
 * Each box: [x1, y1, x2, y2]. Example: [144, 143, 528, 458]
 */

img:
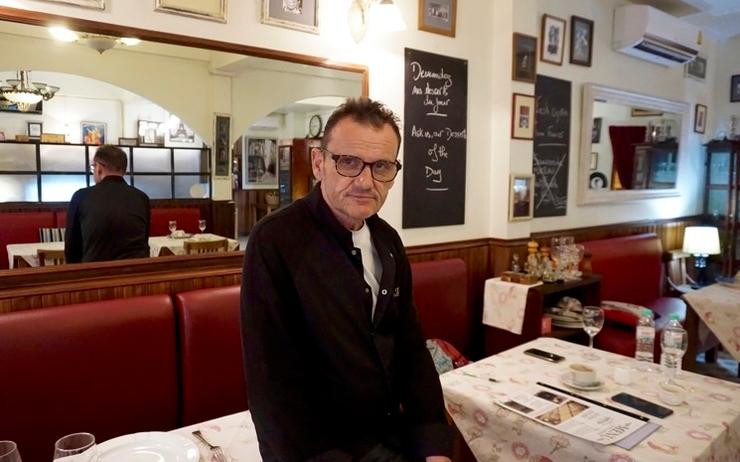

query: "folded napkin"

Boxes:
[482, 277, 541, 334]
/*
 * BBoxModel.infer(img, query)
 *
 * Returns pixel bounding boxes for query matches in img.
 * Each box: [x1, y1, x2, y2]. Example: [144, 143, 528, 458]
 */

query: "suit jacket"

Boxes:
[65, 176, 150, 263]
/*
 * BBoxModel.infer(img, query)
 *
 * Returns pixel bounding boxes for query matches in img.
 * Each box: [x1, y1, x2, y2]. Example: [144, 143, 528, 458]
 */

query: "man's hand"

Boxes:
[426, 457, 452, 462]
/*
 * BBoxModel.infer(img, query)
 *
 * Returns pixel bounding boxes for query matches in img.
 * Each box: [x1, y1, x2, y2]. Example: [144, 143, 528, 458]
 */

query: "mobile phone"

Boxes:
[611, 392, 674, 418]
[523, 348, 565, 363]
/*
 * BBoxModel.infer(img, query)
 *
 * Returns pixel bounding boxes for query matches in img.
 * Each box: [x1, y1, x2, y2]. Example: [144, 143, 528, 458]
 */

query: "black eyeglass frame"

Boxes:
[321, 148, 402, 183]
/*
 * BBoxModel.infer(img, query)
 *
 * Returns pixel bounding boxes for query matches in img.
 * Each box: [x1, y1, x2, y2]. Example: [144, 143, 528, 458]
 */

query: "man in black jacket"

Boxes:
[65, 145, 150, 263]
[241, 99, 452, 462]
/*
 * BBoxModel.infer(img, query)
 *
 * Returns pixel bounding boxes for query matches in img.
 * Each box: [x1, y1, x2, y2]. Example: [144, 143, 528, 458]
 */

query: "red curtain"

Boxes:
[608, 126, 646, 189]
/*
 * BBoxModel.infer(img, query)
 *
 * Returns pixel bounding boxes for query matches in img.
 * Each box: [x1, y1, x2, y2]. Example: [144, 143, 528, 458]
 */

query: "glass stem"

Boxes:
[589, 335, 594, 349]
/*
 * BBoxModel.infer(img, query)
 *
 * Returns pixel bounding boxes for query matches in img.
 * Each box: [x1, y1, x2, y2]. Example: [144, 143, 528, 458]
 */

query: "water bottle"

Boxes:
[660, 315, 688, 381]
[635, 308, 656, 369]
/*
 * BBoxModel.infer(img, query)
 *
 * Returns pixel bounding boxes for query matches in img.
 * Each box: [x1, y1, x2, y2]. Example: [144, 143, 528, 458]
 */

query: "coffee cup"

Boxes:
[173, 229, 185, 238]
[569, 363, 597, 386]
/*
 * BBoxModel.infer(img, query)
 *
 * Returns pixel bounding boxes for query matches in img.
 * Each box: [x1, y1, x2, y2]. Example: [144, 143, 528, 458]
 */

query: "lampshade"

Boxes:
[682, 226, 721, 255]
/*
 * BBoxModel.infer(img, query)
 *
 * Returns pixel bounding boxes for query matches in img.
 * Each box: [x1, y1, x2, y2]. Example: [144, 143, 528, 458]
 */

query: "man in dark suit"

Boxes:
[65, 145, 150, 263]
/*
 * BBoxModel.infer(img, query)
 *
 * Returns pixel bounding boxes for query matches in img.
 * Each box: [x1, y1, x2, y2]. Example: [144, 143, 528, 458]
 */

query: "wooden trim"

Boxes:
[406, 238, 490, 256]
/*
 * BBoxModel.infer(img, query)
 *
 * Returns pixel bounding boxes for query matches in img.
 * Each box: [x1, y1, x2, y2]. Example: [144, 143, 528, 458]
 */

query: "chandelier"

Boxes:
[0, 71, 59, 111]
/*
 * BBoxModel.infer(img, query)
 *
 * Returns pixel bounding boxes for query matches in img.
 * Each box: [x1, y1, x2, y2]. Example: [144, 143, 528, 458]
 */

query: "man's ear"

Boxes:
[310, 147, 324, 180]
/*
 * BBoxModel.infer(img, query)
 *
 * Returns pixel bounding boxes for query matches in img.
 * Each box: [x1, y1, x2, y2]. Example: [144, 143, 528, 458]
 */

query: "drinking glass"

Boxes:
[581, 306, 604, 361]
[198, 219, 206, 234]
[0, 441, 21, 462]
[168, 220, 177, 237]
[53, 433, 97, 461]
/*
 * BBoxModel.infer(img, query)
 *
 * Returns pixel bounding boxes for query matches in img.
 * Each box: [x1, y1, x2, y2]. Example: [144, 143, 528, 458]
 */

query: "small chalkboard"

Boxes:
[533, 75, 571, 217]
[402, 48, 468, 228]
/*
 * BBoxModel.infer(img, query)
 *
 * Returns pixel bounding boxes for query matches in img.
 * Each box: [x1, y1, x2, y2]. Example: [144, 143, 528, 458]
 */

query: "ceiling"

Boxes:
[630, 0, 740, 40]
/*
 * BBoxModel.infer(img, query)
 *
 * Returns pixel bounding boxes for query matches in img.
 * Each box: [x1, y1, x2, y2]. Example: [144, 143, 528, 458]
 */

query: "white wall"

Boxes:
[712, 36, 740, 137]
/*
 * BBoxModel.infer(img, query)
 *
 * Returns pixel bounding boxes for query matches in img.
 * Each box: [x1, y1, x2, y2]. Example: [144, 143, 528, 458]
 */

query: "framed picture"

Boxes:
[81, 121, 106, 145]
[262, 0, 319, 34]
[512, 33, 537, 83]
[631, 107, 663, 117]
[1, 96, 42, 114]
[591, 117, 602, 143]
[732, 75, 740, 103]
[570, 15, 593, 66]
[243, 138, 278, 189]
[118, 137, 138, 146]
[540, 14, 566, 65]
[39, 0, 104, 9]
[418, 0, 457, 37]
[589, 152, 598, 171]
[154, 0, 226, 22]
[685, 56, 707, 81]
[27, 121, 42, 139]
[694, 104, 707, 134]
[509, 174, 534, 221]
[214, 114, 231, 177]
[169, 121, 195, 143]
[137, 120, 165, 146]
[41, 133, 66, 143]
[511, 93, 535, 140]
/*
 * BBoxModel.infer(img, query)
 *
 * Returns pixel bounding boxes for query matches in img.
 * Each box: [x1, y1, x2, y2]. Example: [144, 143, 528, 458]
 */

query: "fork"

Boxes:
[192, 430, 228, 462]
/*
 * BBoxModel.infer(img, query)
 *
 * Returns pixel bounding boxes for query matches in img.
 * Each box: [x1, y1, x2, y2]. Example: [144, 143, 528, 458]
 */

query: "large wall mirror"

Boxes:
[578, 83, 689, 205]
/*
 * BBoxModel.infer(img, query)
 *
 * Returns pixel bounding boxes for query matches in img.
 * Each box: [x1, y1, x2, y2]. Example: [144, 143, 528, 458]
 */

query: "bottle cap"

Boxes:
[670, 314, 680, 321]
[642, 308, 652, 317]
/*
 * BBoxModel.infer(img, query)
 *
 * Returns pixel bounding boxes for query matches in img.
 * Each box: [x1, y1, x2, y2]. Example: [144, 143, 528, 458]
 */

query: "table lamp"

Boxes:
[682, 226, 720, 287]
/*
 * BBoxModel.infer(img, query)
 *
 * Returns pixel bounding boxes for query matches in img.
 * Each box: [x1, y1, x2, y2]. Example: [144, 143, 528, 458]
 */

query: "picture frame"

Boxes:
[685, 56, 707, 81]
[589, 152, 598, 171]
[41, 133, 66, 143]
[732, 75, 740, 103]
[169, 120, 195, 143]
[39, 0, 104, 9]
[118, 137, 138, 146]
[262, 0, 319, 34]
[694, 104, 707, 134]
[81, 121, 106, 145]
[591, 117, 602, 143]
[1, 96, 42, 114]
[154, 0, 226, 23]
[509, 174, 534, 221]
[137, 120, 165, 146]
[511, 93, 536, 140]
[243, 138, 278, 189]
[630, 107, 663, 117]
[418, 0, 457, 37]
[569, 15, 593, 67]
[540, 14, 566, 65]
[512, 33, 537, 83]
[27, 121, 42, 139]
[214, 114, 231, 177]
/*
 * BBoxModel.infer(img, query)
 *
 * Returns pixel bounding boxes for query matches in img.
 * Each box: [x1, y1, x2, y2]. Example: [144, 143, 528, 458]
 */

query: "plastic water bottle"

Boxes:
[635, 308, 656, 369]
[660, 315, 688, 381]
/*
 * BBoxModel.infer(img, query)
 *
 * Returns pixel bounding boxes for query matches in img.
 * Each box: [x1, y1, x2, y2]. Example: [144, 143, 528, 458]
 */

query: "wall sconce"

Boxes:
[682, 226, 721, 286]
[348, 0, 406, 43]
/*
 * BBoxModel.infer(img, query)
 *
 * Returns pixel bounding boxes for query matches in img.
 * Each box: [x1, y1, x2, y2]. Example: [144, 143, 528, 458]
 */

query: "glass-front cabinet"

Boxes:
[704, 140, 739, 275]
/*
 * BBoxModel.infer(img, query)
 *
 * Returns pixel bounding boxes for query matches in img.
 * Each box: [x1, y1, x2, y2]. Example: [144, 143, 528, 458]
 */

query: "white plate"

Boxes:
[560, 371, 604, 391]
[552, 320, 583, 329]
[97, 432, 199, 462]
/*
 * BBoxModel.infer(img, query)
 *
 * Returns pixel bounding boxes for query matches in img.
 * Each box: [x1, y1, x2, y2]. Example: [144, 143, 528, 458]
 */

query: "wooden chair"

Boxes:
[37, 249, 66, 267]
[184, 239, 229, 255]
[665, 249, 696, 295]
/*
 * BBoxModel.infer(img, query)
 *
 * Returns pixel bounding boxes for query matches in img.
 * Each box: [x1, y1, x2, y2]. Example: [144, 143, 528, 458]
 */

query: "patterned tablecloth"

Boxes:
[171, 411, 262, 462]
[441, 337, 740, 462]
[683, 284, 740, 361]
[483, 277, 542, 334]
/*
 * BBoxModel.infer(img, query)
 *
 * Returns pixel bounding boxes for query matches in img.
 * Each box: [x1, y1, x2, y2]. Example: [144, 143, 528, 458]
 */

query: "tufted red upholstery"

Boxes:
[411, 258, 472, 357]
[0, 212, 56, 270]
[175, 285, 248, 426]
[0, 295, 179, 462]
[150, 208, 201, 236]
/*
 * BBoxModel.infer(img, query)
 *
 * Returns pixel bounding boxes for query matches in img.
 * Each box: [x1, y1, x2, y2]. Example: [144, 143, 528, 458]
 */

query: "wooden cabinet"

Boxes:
[289, 138, 321, 201]
[704, 140, 740, 275]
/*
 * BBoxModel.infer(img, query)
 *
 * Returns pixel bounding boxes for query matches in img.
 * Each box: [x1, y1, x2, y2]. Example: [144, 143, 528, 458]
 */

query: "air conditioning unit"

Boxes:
[613, 4, 700, 67]
[249, 115, 282, 131]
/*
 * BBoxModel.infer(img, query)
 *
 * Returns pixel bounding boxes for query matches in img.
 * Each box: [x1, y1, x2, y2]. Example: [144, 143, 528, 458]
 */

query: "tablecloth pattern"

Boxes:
[483, 277, 542, 334]
[441, 337, 740, 462]
[683, 284, 740, 361]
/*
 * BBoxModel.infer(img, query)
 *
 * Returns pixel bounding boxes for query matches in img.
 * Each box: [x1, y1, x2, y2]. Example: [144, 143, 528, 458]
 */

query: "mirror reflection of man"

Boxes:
[65, 145, 150, 263]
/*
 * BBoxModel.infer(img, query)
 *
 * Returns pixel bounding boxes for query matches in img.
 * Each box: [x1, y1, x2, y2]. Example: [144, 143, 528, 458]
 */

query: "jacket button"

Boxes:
[365, 288, 370, 294]
[381, 289, 388, 295]
[351, 250, 357, 256]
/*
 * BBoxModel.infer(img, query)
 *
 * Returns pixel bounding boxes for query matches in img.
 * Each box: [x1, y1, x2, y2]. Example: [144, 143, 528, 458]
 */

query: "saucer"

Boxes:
[560, 371, 604, 391]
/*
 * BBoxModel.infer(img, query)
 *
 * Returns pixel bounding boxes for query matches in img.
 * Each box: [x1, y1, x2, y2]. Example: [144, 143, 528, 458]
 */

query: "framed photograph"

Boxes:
[685, 56, 707, 81]
[591, 117, 602, 143]
[732, 75, 740, 103]
[41, 133, 66, 143]
[540, 14, 566, 65]
[27, 121, 42, 139]
[570, 15, 593, 66]
[694, 104, 707, 134]
[262, 0, 319, 34]
[631, 107, 663, 117]
[118, 137, 138, 146]
[81, 121, 106, 145]
[243, 138, 278, 189]
[509, 174, 534, 221]
[155, 0, 226, 23]
[169, 120, 195, 143]
[418, 0, 457, 37]
[39, 0, 104, 9]
[589, 152, 598, 171]
[1, 96, 42, 114]
[511, 93, 535, 140]
[214, 114, 231, 177]
[137, 120, 165, 146]
[512, 33, 537, 83]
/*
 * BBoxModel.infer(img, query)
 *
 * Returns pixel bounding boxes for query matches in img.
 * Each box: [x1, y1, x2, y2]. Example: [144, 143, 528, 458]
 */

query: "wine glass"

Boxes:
[581, 306, 604, 361]
[53, 433, 97, 461]
[168, 220, 177, 237]
[0, 441, 22, 462]
[198, 219, 206, 234]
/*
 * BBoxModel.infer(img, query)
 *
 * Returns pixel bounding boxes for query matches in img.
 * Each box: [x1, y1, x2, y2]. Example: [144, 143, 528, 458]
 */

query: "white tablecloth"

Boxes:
[170, 411, 262, 462]
[483, 277, 542, 334]
[683, 284, 740, 361]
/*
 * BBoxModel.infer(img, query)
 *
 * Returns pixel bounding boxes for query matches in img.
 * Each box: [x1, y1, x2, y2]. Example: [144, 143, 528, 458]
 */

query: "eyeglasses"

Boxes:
[322, 148, 402, 182]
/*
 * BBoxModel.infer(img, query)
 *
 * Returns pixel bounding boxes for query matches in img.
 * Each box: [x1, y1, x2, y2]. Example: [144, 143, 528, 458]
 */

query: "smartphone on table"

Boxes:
[611, 392, 674, 418]
[523, 348, 565, 363]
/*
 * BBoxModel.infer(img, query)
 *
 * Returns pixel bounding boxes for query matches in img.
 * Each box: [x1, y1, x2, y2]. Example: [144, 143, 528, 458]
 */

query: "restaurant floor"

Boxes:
[694, 349, 739, 383]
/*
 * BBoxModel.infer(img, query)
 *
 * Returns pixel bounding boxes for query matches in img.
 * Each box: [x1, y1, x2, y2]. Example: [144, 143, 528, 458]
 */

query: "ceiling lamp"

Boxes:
[0, 70, 59, 111]
[348, 0, 406, 43]
[49, 26, 141, 54]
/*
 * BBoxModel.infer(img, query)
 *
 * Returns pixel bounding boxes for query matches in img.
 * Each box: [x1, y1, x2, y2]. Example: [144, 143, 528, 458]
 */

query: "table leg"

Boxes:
[683, 301, 699, 372]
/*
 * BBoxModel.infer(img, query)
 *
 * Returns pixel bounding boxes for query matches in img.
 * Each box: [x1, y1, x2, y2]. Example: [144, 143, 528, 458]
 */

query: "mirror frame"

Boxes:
[578, 83, 689, 205]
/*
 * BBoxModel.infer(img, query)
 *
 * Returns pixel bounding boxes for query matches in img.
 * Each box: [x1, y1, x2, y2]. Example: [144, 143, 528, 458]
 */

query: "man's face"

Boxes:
[311, 118, 399, 230]
[91, 158, 104, 184]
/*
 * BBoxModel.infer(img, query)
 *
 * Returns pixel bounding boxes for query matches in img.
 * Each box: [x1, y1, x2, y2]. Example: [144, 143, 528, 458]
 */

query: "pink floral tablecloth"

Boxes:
[683, 284, 740, 361]
[483, 277, 542, 334]
[441, 338, 740, 462]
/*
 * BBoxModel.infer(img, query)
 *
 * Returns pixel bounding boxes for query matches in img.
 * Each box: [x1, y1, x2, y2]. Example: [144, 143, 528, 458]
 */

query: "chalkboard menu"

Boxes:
[402, 48, 468, 228]
[533, 75, 571, 217]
